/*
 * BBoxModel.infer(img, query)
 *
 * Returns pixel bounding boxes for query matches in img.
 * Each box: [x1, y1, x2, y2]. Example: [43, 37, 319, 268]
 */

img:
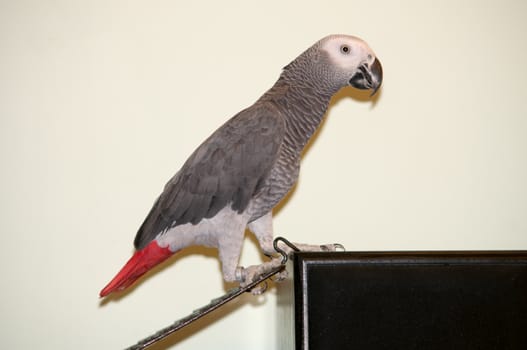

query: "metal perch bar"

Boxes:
[124, 242, 291, 350]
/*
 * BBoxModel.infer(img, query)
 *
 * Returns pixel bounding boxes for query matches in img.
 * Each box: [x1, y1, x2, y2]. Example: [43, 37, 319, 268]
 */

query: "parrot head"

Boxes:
[317, 35, 382, 96]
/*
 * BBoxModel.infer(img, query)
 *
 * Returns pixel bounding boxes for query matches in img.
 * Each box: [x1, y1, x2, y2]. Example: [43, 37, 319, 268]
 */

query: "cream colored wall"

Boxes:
[1, 1, 526, 349]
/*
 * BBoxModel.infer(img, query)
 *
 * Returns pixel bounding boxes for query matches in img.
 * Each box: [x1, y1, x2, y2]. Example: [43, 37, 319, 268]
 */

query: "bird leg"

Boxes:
[236, 239, 344, 295]
[247, 212, 276, 256]
[217, 230, 246, 283]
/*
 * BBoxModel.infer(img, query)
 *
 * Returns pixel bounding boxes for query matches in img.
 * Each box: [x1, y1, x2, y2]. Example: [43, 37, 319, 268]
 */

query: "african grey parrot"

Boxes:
[100, 34, 382, 297]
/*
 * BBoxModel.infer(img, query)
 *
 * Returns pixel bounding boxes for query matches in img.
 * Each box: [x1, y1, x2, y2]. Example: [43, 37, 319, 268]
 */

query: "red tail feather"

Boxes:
[100, 240, 174, 297]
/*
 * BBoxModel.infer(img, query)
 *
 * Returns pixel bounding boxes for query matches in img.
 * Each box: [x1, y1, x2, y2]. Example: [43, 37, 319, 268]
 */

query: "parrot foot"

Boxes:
[274, 240, 345, 257]
[272, 268, 289, 283]
[234, 240, 344, 295]
[236, 255, 284, 295]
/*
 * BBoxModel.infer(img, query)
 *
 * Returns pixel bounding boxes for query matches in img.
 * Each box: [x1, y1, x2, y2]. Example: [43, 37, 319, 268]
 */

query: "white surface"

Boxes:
[1, 1, 526, 349]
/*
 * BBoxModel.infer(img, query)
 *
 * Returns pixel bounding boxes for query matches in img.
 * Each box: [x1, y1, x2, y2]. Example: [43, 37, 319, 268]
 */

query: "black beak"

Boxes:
[349, 58, 383, 96]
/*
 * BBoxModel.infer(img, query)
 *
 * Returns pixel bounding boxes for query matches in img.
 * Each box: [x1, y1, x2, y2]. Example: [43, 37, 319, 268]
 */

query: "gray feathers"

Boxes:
[134, 107, 284, 249]
[133, 35, 382, 252]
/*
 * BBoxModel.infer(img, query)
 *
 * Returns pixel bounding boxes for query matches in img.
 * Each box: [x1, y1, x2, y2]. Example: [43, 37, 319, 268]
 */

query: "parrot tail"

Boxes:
[99, 240, 174, 297]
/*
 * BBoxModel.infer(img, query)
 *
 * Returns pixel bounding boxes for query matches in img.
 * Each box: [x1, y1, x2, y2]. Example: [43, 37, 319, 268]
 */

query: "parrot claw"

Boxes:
[272, 269, 289, 282]
[320, 243, 346, 251]
[274, 239, 346, 257]
[237, 255, 284, 291]
[249, 281, 268, 295]
[235, 239, 345, 294]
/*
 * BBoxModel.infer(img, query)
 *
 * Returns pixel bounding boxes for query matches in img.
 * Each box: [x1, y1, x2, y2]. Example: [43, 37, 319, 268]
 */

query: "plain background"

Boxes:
[1, 0, 526, 349]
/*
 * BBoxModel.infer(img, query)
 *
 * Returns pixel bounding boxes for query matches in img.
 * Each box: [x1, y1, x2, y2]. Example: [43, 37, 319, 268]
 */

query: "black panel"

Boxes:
[277, 251, 527, 350]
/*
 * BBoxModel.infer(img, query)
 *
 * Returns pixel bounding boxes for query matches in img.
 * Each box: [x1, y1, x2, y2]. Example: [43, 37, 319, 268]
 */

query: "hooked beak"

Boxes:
[349, 58, 383, 96]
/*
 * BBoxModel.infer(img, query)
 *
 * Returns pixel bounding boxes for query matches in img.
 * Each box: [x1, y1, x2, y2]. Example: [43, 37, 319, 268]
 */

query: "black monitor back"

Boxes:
[277, 251, 527, 350]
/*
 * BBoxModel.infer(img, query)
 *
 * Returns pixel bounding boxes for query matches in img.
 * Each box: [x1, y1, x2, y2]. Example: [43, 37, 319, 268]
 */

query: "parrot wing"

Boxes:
[133, 105, 284, 250]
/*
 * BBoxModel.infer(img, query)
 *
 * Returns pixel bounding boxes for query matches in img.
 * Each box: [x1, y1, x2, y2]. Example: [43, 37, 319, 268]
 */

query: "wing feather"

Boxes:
[134, 105, 284, 249]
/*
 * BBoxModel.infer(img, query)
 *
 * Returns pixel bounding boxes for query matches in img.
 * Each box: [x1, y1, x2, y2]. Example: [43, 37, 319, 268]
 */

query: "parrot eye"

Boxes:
[340, 45, 351, 55]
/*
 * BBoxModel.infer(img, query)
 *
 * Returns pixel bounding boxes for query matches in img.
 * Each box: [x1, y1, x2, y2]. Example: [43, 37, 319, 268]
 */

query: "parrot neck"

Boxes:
[264, 77, 335, 156]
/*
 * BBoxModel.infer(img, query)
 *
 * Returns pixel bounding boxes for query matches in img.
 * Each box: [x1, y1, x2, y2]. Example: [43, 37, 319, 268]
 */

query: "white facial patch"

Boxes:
[320, 35, 375, 70]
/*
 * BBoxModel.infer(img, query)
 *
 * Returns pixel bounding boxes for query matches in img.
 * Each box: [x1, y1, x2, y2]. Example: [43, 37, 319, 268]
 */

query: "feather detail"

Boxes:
[99, 241, 174, 297]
